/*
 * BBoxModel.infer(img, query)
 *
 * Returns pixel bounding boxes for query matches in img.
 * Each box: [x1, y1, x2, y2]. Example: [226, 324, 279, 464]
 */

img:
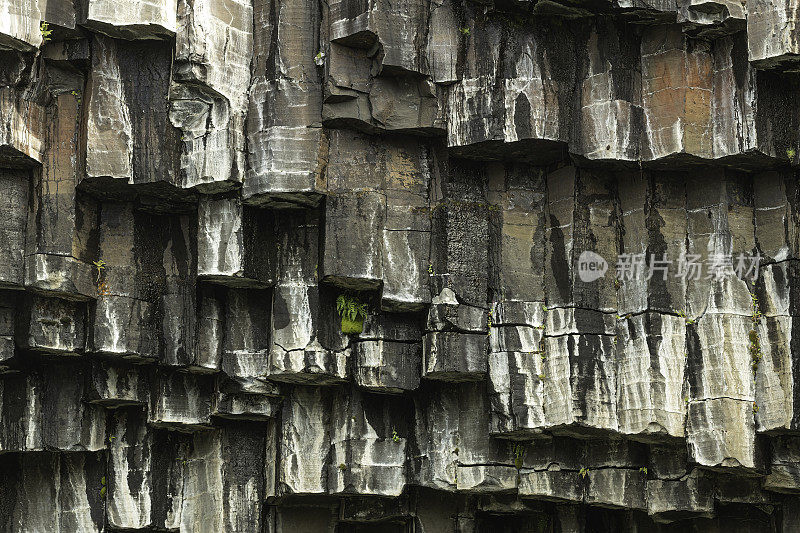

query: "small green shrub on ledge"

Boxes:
[336, 294, 368, 334]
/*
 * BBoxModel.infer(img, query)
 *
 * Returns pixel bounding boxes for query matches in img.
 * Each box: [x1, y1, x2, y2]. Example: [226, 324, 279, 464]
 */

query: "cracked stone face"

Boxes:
[5, 0, 800, 531]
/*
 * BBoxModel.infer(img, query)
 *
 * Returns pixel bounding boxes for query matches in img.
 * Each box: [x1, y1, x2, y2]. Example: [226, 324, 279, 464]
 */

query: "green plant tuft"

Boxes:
[336, 294, 368, 334]
[513, 444, 525, 470]
[40, 22, 53, 42]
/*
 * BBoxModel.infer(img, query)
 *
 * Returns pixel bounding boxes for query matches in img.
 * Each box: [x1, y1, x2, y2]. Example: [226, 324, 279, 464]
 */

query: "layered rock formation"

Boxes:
[2, 0, 800, 531]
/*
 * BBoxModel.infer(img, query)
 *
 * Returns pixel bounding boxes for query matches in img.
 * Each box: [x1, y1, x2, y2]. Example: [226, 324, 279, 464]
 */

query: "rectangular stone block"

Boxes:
[269, 285, 350, 385]
[323, 192, 385, 290]
[148, 370, 214, 431]
[422, 331, 487, 381]
[0, 87, 45, 165]
[329, 389, 410, 497]
[83, 0, 177, 39]
[0, 0, 42, 50]
[755, 315, 800, 433]
[39, 362, 106, 451]
[541, 334, 618, 434]
[487, 163, 547, 302]
[25, 93, 97, 300]
[617, 313, 686, 439]
[107, 407, 154, 530]
[354, 340, 421, 393]
[545, 166, 617, 312]
[616, 171, 688, 315]
[87, 360, 150, 407]
[197, 197, 276, 286]
[222, 287, 271, 393]
[747, 0, 800, 68]
[279, 386, 332, 495]
[764, 436, 800, 493]
[0, 169, 28, 288]
[180, 421, 270, 532]
[686, 397, 760, 471]
[17, 294, 85, 354]
[488, 350, 545, 437]
[431, 160, 489, 307]
[646, 470, 714, 523]
[0, 292, 16, 365]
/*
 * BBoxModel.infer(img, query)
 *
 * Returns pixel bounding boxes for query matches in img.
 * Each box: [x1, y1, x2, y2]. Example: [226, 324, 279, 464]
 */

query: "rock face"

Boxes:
[5, 1, 800, 532]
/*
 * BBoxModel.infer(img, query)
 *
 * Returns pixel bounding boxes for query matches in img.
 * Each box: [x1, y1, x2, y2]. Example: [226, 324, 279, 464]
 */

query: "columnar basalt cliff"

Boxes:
[2, 0, 800, 531]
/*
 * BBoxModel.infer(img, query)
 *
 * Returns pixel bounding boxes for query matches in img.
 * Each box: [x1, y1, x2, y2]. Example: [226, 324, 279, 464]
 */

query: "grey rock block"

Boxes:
[17, 294, 85, 354]
[329, 388, 410, 496]
[427, 295, 487, 333]
[82, 0, 177, 40]
[148, 370, 214, 431]
[0, 0, 42, 51]
[646, 470, 714, 523]
[422, 331, 488, 381]
[616, 312, 686, 439]
[544, 166, 617, 312]
[222, 287, 271, 392]
[764, 436, 800, 493]
[245, 0, 325, 206]
[488, 350, 546, 437]
[323, 192, 385, 290]
[197, 197, 276, 286]
[0, 169, 28, 288]
[0, 292, 16, 365]
[213, 382, 280, 421]
[541, 334, 618, 435]
[279, 386, 332, 495]
[354, 340, 421, 393]
[0, 86, 45, 166]
[747, 0, 800, 68]
[4, 451, 105, 532]
[269, 285, 350, 385]
[180, 420, 271, 532]
[430, 161, 490, 307]
[170, 0, 252, 192]
[86, 360, 150, 407]
[107, 407, 154, 530]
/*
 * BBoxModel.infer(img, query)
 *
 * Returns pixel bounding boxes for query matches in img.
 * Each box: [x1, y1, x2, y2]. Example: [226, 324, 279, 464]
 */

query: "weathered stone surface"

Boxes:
[0, 169, 28, 288]
[0, 0, 42, 51]
[3, 451, 105, 532]
[747, 0, 800, 68]
[196, 197, 275, 286]
[87, 360, 150, 406]
[245, 0, 325, 206]
[279, 385, 331, 495]
[616, 312, 686, 439]
[222, 287, 271, 392]
[83, 35, 186, 205]
[354, 340, 421, 392]
[422, 331, 487, 381]
[6, 2, 800, 531]
[148, 370, 214, 431]
[83, 0, 177, 39]
[170, 0, 252, 192]
[329, 388, 410, 496]
[17, 294, 85, 354]
[0, 85, 45, 166]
